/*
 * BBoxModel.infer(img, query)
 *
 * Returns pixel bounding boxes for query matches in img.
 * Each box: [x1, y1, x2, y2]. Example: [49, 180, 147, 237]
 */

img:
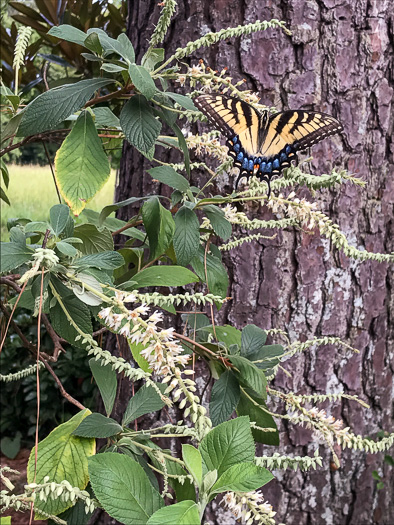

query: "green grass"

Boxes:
[1, 165, 117, 240]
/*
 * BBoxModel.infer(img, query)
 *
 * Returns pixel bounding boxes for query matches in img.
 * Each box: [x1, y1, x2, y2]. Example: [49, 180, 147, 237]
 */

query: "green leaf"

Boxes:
[165, 93, 197, 111]
[54, 111, 110, 215]
[73, 413, 122, 438]
[129, 341, 152, 373]
[199, 417, 255, 477]
[141, 48, 164, 71]
[49, 284, 93, 347]
[209, 371, 240, 426]
[27, 409, 95, 517]
[132, 265, 199, 288]
[122, 385, 165, 426]
[1, 112, 23, 144]
[89, 29, 135, 63]
[203, 205, 232, 240]
[0, 431, 21, 459]
[191, 247, 229, 299]
[236, 390, 279, 445]
[89, 358, 117, 416]
[74, 251, 125, 270]
[92, 107, 120, 128]
[50, 204, 70, 236]
[24, 221, 51, 234]
[101, 63, 125, 73]
[48, 24, 87, 46]
[88, 452, 163, 524]
[74, 224, 114, 254]
[201, 325, 241, 348]
[149, 451, 195, 503]
[129, 64, 157, 100]
[0, 242, 33, 273]
[142, 197, 175, 259]
[120, 95, 161, 154]
[241, 324, 267, 357]
[0, 516, 11, 524]
[0, 187, 10, 206]
[229, 355, 266, 397]
[56, 241, 78, 257]
[182, 445, 203, 487]
[9, 227, 26, 246]
[84, 32, 103, 55]
[173, 206, 200, 266]
[148, 166, 190, 192]
[147, 501, 200, 525]
[210, 463, 273, 494]
[98, 196, 149, 225]
[18, 78, 113, 136]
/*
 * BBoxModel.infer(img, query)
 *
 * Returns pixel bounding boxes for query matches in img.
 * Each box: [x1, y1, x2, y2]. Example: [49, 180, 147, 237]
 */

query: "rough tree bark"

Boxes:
[113, 1, 394, 524]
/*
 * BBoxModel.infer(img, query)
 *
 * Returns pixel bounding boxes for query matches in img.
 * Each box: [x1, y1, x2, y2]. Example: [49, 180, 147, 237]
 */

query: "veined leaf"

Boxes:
[74, 251, 125, 270]
[147, 501, 200, 525]
[209, 371, 240, 426]
[148, 166, 190, 192]
[229, 355, 267, 397]
[203, 205, 232, 240]
[129, 64, 157, 100]
[237, 390, 279, 446]
[54, 111, 110, 215]
[165, 92, 197, 111]
[88, 452, 163, 524]
[122, 385, 165, 426]
[48, 24, 87, 46]
[199, 416, 255, 477]
[27, 409, 95, 517]
[18, 78, 113, 136]
[240, 324, 267, 357]
[0, 242, 33, 273]
[73, 224, 114, 254]
[182, 445, 203, 487]
[89, 358, 117, 416]
[210, 463, 273, 495]
[142, 197, 175, 259]
[120, 95, 161, 154]
[73, 413, 122, 438]
[191, 246, 229, 299]
[173, 206, 200, 266]
[50, 204, 70, 236]
[131, 265, 199, 288]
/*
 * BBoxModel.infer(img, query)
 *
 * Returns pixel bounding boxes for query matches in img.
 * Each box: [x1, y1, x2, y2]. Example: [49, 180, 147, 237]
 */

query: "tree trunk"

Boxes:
[114, 1, 394, 524]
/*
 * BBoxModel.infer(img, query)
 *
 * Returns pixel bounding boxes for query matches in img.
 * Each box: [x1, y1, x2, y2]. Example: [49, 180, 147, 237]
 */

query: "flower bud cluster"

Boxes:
[221, 490, 276, 524]
[98, 299, 190, 376]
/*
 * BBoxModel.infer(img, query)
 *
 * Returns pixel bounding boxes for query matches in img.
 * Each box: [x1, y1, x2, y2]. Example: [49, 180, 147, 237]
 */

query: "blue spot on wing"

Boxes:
[237, 152, 244, 162]
[234, 143, 241, 153]
[273, 158, 280, 169]
[242, 157, 248, 169]
[248, 159, 254, 171]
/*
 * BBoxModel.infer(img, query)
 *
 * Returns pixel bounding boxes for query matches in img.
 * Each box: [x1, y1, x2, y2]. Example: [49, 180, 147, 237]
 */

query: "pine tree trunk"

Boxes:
[112, 1, 394, 524]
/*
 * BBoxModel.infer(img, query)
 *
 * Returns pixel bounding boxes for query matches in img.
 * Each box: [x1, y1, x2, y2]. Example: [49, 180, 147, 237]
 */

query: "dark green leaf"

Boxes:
[49, 288, 92, 347]
[120, 95, 161, 154]
[0, 242, 33, 273]
[229, 355, 267, 398]
[132, 265, 199, 289]
[236, 390, 279, 445]
[99, 196, 149, 225]
[199, 416, 255, 477]
[73, 413, 122, 438]
[89, 358, 117, 416]
[209, 371, 240, 426]
[92, 107, 120, 128]
[148, 166, 190, 192]
[173, 207, 200, 266]
[18, 78, 113, 136]
[165, 93, 197, 111]
[142, 197, 175, 259]
[101, 63, 125, 73]
[88, 453, 163, 524]
[74, 224, 114, 254]
[241, 324, 267, 357]
[122, 385, 165, 426]
[191, 247, 229, 299]
[56, 241, 78, 257]
[50, 204, 70, 236]
[129, 64, 157, 100]
[74, 251, 125, 270]
[204, 205, 232, 240]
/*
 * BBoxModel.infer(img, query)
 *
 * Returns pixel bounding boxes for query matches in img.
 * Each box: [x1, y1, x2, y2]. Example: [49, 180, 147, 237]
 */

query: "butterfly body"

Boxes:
[194, 94, 343, 196]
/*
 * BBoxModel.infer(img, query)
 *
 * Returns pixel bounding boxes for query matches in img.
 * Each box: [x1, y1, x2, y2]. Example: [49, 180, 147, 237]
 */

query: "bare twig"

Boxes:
[173, 331, 232, 368]
[0, 281, 28, 353]
[41, 360, 85, 411]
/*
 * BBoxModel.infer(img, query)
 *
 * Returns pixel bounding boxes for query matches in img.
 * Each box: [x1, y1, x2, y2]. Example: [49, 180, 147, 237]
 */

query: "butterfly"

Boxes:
[194, 94, 343, 198]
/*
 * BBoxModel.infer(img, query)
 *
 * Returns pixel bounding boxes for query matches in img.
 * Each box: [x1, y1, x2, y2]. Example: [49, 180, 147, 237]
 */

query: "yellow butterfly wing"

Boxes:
[260, 110, 343, 161]
[194, 94, 260, 156]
